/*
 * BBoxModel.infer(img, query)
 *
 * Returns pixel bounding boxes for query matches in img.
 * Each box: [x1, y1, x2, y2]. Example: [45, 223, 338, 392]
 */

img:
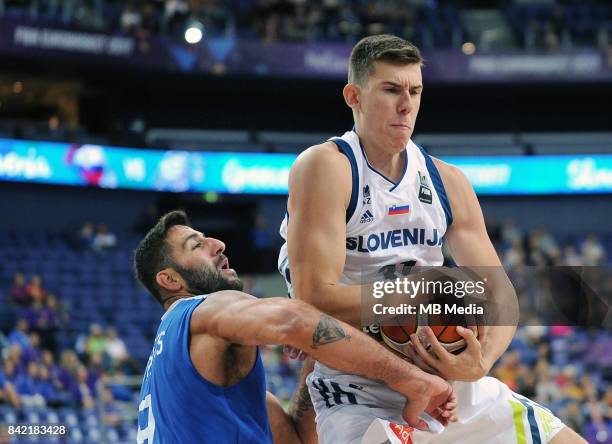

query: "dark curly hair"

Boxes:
[134, 210, 190, 306]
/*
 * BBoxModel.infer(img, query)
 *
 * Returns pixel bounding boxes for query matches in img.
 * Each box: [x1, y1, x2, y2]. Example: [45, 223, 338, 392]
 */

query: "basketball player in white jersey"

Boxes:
[278, 35, 585, 443]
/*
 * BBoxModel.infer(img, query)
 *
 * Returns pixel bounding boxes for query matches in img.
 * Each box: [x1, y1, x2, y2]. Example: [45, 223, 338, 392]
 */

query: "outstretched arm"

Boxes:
[193, 291, 457, 430]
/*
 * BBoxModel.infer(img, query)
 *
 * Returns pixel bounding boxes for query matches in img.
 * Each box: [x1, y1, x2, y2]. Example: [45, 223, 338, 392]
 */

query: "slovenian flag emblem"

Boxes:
[388, 204, 410, 216]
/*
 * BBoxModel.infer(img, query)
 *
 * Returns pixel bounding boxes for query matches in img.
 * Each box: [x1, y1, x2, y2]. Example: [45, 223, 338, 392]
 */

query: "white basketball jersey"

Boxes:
[278, 132, 567, 444]
[278, 129, 452, 296]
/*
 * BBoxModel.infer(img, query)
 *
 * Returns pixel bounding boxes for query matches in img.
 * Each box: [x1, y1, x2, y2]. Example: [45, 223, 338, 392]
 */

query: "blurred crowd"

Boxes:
[0, 0, 610, 50]
[488, 219, 608, 267]
[0, 270, 139, 410]
[74, 222, 118, 254]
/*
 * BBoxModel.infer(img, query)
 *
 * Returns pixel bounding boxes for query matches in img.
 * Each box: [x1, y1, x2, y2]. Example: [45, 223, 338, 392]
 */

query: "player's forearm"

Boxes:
[289, 358, 318, 444]
[482, 325, 516, 372]
[480, 271, 519, 372]
[267, 391, 302, 444]
[285, 301, 425, 394]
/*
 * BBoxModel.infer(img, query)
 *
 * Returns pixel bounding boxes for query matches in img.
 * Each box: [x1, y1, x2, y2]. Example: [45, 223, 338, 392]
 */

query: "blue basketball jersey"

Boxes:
[137, 295, 273, 444]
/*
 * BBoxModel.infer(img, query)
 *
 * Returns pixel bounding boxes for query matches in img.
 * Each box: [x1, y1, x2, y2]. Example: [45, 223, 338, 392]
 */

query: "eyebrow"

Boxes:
[382, 81, 423, 91]
[182, 233, 200, 250]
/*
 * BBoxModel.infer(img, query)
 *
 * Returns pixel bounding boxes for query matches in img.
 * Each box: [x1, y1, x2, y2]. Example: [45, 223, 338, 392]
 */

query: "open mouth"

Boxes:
[218, 257, 229, 270]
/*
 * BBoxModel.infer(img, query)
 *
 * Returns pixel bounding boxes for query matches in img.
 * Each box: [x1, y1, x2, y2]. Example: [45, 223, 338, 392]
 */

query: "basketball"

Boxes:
[381, 309, 474, 356]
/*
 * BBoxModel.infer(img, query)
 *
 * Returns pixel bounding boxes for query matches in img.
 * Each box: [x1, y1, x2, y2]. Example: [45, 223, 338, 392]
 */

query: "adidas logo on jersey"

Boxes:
[360, 210, 374, 224]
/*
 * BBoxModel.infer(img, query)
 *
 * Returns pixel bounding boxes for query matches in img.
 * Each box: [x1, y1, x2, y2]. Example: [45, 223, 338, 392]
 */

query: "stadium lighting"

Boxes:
[462, 42, 476, 55]
[184, 22, 203, 44]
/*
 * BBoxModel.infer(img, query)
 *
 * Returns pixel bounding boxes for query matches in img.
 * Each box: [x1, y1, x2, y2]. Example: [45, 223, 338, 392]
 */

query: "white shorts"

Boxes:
[307, 364, 565, 444]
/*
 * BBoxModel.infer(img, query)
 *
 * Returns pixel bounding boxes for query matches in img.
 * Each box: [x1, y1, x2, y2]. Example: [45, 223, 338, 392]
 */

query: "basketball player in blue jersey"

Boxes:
[133, 210, 458, 444]
[279, 35, 585, 443]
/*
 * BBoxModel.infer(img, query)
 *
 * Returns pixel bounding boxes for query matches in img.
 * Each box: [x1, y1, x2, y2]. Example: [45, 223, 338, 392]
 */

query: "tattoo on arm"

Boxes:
[290, 384, 312, 419]
[312, 314, 350, 348]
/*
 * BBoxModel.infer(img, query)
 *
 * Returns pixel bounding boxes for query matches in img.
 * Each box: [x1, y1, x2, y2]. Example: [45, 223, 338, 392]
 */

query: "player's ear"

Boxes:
[343, 83, 360, 109]
[156, 269, 182, 292]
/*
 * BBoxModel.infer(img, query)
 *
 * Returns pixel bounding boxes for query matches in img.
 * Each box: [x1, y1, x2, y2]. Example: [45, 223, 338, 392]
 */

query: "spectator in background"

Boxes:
[85, 323, 107, 361]
[527, 230, 545, 265]
[9, 273, 29, 306]
[58, 350, 81, 406]
[13, 361, 45, 408]
[561, 402, 585, 436]
[41, 350, 64, 393]
[7, 345, 26, 375]
[0, 366, 21, 409]
[47, 114, 67, 141]
[581, 234, 607, 265]
[536, 227, 561, 262]
[25, 275, 46, 304]
[92, 224, 117, 253]
[493, 350, 521, 391]
[20, 300, 44, 332]
[102, 387, 122, 427]
[535, 361, 560, 405]
[8, 319, 31, 351]
[74, 365, 95, 409]
[78, 222, 95, 250]
[563, 245, 583, 266]
[579, 375, 598, 401]
[86, 353, 104, 394]
[35, 364, 64, 408]
[517, 367, 536, 399]
[21, 332, 42, 366]
[501, 218, 522, 246]
[503, 239, 525, 268]
[549, 4, 569, 50]
[559, 366, 585, 401]
[543, 22, 560, 51]
[2, 361, 17, 385]
[34, 294, 64, 351]
[120, 1, 142, 34]
[105, 327, 128, 368]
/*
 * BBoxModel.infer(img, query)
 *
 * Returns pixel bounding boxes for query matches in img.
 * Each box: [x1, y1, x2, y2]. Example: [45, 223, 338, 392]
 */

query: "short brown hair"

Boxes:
[348, 34, 423, 86]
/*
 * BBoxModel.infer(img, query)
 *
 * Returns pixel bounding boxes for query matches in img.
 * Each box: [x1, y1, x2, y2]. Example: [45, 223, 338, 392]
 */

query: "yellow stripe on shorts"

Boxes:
[509, 399, 528, 444]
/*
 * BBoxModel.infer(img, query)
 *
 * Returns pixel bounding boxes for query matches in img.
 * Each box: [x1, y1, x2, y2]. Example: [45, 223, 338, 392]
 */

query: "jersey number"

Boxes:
[378, 260, 417, 280]
[311, 378, 358, 408]
[137, 394, 156, 444]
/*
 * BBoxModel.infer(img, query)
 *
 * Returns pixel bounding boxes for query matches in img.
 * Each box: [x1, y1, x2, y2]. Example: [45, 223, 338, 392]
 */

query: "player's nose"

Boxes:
[206, 237, 225, 256]
[397, 90, 413, 114]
